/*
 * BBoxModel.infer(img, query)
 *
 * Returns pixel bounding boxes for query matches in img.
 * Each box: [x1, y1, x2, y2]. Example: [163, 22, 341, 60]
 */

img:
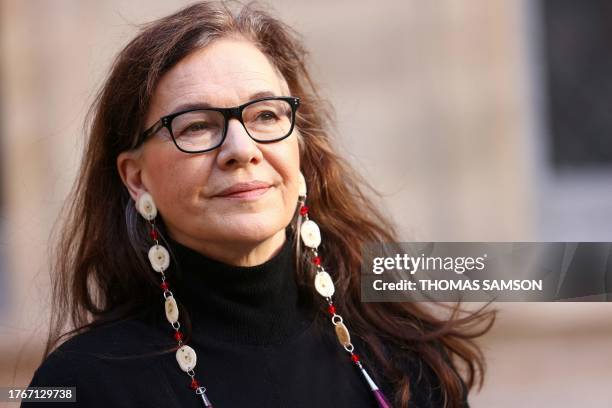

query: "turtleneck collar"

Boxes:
[165, 233, 316, 346]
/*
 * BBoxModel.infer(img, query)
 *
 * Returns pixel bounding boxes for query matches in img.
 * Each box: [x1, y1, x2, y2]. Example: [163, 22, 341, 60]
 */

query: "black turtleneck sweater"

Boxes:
[23, 235, 458, 407]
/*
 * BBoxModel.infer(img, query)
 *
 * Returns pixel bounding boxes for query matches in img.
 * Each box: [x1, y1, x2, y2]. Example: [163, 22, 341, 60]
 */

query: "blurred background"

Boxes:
[1, 0, 611, 406]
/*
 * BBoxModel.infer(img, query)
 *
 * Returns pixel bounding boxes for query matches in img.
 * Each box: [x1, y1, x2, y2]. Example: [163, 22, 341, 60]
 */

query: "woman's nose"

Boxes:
[215, 118, 263, 169]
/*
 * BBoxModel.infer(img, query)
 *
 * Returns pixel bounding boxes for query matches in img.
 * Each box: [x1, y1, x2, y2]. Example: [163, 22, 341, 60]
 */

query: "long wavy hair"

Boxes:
[44, 1, 496, 407]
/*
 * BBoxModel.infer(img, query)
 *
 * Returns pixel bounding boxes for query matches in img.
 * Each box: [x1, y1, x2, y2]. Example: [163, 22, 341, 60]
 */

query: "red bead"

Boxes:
[160, 281, 169, 290]
[174, 331, 183, 341]
[328, 304, 336, 315]
[299, 205, 309, 216]
[150, 229, 159, 240]
[190, 378, 200, 390]
[312, 256, 321, 266]
[351, 353, 360, 363]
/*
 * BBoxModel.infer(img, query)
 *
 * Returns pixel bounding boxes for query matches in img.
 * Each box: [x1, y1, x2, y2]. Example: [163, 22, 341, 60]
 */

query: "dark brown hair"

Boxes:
[45, 1, 496, 407]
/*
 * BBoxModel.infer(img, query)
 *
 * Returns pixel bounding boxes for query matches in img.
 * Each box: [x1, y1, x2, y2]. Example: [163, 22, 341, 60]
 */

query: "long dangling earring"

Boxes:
[296, 173, 392, 408]
[135, 192, 214, 407]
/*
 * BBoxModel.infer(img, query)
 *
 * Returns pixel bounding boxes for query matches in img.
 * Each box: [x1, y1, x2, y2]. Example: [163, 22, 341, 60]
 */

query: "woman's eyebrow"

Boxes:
[169, 90, 279, 114]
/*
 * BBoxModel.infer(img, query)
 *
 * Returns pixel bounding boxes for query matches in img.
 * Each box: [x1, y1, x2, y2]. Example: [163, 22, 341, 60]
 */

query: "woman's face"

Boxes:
[117, 37, 301, 265]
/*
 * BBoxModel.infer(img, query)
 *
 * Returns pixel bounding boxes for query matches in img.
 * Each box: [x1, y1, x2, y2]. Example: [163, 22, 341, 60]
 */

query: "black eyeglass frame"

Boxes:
[137, 96, 301, 153]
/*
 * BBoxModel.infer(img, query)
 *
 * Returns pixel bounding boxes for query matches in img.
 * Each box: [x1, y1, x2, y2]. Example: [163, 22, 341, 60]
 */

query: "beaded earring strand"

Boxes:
[136, 192, 213, 406]
[134, 172, 392, 408]
[296, 173, 392, 408]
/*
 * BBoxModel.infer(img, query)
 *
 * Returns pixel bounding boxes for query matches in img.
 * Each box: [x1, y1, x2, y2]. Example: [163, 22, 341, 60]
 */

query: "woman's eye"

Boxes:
[180, 122, 217, 136]
[186, 122, 209, 132]
[256, 111, 279, 121]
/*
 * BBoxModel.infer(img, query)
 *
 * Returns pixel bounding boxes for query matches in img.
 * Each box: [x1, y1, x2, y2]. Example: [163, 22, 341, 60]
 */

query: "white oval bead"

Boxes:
[298, 172, 307, 197]
[148, 245, 170, 272]
[176, 345, 197, 372]
[136, 192, 157, 220]
[165, 296, 179, 324]
[314, 271, 335, 297]
[300, 219, 321, 248]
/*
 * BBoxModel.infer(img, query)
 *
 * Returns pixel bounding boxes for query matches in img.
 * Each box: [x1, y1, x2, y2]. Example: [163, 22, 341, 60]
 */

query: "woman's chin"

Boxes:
[215, 219, 285, 243]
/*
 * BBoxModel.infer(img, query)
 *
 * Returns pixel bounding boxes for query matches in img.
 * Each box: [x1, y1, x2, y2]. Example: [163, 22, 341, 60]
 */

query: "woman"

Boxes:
[24, 2, 495, 407]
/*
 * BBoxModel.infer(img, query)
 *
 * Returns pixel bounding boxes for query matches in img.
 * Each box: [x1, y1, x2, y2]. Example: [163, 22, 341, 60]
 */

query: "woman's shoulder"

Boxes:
[24, 317, 173, 407]
[43, 316, 165, 357]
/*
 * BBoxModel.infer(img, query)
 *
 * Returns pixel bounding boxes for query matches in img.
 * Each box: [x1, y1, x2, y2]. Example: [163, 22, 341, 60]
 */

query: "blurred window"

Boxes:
[542, 0, 612, 168]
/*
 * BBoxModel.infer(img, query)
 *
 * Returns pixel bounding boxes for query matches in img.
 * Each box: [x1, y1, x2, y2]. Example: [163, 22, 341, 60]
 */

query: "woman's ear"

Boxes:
[117, 149, 146, 201]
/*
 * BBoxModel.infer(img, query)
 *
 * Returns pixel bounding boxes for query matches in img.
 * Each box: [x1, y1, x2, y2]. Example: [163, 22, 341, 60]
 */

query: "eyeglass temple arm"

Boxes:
[133, 120, 165, 149]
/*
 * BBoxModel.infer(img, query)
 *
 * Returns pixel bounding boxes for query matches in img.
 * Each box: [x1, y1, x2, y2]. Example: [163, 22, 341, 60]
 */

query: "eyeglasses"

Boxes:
[138, 96, 300, 153]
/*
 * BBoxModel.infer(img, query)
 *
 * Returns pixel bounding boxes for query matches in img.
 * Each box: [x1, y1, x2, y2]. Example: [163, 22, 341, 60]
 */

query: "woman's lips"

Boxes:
[215, 181, 272, 197]
[217, 186, 271, 199]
